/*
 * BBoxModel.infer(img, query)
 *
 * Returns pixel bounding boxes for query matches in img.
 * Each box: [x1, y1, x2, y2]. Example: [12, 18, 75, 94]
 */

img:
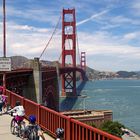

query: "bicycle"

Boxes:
[10, 112, 25, 138]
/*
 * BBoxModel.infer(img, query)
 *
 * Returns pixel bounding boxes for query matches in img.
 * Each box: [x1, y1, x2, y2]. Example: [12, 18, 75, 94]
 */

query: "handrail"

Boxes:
[5, 89, 122, 140]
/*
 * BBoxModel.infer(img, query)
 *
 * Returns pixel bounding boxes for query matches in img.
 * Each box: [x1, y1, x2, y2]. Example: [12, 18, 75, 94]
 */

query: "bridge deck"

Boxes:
[0, 113, 54, 140]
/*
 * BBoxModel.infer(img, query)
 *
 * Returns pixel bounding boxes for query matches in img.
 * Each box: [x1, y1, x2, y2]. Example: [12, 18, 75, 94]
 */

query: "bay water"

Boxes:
[60, 79, 140, 135]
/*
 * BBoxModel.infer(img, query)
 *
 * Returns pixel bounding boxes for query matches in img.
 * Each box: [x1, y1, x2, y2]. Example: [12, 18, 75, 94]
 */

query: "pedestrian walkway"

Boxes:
[0, 113, 55, 140]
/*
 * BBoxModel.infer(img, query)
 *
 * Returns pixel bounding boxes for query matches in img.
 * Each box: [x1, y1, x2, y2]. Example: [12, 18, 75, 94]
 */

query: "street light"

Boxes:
[3, 0, 6, 94]
[78, 95, 87, 112]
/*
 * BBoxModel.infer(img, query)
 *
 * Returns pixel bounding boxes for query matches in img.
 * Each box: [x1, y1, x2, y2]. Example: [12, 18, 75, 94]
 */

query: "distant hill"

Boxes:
[116, 71, 137, 78]
[10, 56, 60, 69]
[86, 66, 102, 80]
[134, 71, 140, 76]
[86, 67, 140, 80]
[11, 56, 29, 69]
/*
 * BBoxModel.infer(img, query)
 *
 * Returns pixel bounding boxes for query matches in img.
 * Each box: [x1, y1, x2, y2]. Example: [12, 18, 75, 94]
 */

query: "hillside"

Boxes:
[116, 71, 138, 78]
[11, 56, 29, 69]
[86, 67, 140, 80]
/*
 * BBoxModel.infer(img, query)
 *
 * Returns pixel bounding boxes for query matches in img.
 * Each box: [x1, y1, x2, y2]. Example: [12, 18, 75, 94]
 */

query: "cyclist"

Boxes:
[23, 115, 46, 140]
[8, 101, 25, 123]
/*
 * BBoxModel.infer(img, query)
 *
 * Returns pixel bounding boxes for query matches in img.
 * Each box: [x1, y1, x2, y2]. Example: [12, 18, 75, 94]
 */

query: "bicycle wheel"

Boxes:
[29, 130, 39, 140]
[10, 118, 16, 134]
[18, 121, 25, 138]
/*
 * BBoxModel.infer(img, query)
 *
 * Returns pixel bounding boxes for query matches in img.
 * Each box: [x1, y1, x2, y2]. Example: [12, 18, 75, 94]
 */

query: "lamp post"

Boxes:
[3, 0, 6, 94]
[81, 95, 87, 112]
[3, 0, 6, 57]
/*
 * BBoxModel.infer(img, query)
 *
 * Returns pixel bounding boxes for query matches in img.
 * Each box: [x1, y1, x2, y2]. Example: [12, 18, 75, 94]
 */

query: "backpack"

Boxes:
[0, 95, 3, 103]
[27, 125, 39, 140]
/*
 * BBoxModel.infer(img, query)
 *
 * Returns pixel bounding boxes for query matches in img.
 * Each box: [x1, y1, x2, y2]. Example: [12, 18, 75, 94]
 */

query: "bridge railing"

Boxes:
[5, 89, 122, 140]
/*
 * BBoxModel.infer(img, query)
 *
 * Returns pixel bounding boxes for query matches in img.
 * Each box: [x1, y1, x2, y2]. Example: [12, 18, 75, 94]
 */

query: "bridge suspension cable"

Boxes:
[39, 15, 61, 59]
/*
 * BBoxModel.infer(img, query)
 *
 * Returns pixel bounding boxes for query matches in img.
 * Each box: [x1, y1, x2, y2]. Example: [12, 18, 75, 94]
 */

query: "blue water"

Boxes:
[60, 79, 140, 135]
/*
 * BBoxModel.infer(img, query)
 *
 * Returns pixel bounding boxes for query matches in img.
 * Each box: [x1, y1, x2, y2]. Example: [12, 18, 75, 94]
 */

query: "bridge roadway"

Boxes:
[0, 113, 55, 140]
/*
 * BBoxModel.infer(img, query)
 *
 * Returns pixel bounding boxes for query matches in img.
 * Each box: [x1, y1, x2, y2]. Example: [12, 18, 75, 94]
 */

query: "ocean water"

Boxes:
[60, 79, 140, 135]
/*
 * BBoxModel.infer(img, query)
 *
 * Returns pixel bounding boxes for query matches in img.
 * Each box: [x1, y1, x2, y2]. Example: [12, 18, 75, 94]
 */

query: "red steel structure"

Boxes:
[0, 68, 33, 91]
[5, 89, 122, 140]
[80, 52, 86, 70]
[61, 9, 76, 96]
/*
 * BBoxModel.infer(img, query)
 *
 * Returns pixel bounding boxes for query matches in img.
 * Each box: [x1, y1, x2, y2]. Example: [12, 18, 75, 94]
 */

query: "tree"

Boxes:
[100, 120, 125, 137]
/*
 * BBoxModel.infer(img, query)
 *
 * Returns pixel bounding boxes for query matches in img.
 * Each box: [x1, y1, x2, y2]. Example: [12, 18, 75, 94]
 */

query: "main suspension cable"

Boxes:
[39, 15, 61, 59]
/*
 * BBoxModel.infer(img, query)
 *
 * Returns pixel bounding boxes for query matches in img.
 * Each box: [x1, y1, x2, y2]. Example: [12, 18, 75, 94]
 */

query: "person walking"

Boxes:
[0, 86, 8, 114]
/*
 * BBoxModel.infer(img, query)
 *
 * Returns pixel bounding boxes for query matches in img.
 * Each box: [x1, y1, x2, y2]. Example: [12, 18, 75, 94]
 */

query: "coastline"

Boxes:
[89, 78, 140, 81]
[122, 129, 140, 140]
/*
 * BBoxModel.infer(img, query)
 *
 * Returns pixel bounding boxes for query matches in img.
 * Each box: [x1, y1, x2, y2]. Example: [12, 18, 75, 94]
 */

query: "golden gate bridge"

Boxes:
[0, 0, 121, 140]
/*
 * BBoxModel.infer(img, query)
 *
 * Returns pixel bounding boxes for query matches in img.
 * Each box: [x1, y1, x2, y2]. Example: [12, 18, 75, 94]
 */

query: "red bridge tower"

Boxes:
[61, 9, 76, 96]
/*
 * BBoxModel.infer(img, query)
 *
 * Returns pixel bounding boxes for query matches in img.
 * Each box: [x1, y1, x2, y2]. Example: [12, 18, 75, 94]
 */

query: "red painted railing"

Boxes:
[6, 90, 122, 140]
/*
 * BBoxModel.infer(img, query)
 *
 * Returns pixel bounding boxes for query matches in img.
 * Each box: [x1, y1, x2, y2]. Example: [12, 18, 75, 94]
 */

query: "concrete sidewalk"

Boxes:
[0, 113, 54, 140]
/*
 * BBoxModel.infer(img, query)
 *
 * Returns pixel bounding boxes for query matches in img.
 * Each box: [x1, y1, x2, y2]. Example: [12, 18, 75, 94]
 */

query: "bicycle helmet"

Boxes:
[56, 128, 64, 138]
[15, 101, 21, 106]
[29, 115, 36, 124]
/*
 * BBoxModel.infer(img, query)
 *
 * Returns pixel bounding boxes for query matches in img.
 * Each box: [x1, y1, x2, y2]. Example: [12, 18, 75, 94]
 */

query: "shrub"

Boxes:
[86, 122, 97, 128]
[100, 120, 125, 137]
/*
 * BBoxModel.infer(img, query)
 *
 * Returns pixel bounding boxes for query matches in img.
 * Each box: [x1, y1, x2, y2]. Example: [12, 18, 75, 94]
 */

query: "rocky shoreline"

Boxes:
[122, 129, 140, 140]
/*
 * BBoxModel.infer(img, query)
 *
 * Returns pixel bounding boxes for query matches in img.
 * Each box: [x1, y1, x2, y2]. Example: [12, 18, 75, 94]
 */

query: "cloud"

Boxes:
[0, 21, 61, 59]
[4, 5, 61, 26]
[76, 31, 140, 71]
[110, 15, 140, 25]
[123, 32, 140, 40]
[131, 0, 140, 16]
[78, 31, 140, 56]
[8, 23, 49, 33]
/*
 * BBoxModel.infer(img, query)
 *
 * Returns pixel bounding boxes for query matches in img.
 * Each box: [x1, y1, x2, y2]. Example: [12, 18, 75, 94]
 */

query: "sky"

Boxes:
[0, 0, 140, 72]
